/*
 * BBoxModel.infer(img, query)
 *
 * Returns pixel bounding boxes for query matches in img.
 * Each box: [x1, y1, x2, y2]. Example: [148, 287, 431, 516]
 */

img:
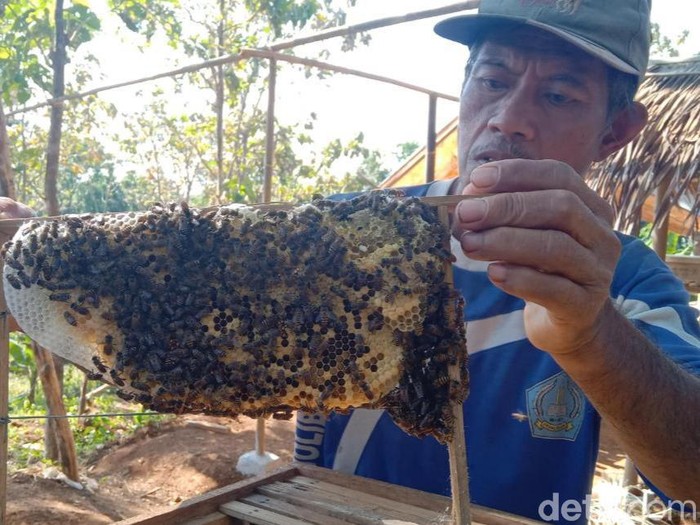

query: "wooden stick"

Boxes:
[437, 204, 472, 525]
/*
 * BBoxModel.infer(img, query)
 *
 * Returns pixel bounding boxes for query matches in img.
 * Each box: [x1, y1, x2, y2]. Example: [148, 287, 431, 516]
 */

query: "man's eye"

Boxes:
[480, 78, 506, 91]
[545, 92, 573, 106]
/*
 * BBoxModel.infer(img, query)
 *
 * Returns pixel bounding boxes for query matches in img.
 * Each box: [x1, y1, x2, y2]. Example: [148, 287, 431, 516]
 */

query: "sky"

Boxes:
[87, 0, 700, 174]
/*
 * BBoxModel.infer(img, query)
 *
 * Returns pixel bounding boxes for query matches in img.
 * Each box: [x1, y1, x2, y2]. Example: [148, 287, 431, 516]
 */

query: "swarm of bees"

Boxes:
[2, 192, 468, 443]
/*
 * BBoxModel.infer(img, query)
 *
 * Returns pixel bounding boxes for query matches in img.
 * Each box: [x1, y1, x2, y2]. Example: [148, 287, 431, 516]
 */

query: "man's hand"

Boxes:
[0, 197, 34, 220]
[0, 197, 35, 333]
[452, 159, 621, 357]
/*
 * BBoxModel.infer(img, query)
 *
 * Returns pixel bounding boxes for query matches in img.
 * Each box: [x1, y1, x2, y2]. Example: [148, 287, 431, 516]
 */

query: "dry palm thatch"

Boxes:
[586, 55, 700, 236]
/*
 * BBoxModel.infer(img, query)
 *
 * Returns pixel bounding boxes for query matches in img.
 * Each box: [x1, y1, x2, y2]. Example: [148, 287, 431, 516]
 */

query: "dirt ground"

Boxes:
[6, 414, 297, 524]
[5, 416, 632, 524]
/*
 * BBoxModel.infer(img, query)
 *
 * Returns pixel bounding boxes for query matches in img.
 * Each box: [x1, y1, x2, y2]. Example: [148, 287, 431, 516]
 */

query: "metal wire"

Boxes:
[0, 412, 164, 424]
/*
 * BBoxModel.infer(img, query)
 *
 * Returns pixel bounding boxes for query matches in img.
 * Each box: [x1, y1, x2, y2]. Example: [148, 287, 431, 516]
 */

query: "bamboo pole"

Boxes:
[426, 94, 438, 183]
[5, 1, 477, 118]
[270, 1, 480, 52]
[6, 49, 458, 119]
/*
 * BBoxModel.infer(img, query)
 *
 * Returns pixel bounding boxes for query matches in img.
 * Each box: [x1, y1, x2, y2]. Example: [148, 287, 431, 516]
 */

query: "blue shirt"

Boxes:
[294, 181, 700, 522]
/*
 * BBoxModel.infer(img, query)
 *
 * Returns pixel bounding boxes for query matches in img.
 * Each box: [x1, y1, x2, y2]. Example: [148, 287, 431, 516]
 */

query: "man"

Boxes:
[294, 0, 700, 521]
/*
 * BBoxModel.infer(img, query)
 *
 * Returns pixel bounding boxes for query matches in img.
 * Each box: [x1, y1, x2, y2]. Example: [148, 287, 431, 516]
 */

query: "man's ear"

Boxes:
[596, 101, 649, 161]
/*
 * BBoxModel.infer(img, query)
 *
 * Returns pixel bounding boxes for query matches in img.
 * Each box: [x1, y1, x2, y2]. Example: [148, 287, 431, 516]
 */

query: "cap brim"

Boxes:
[434, 14, 639, 75]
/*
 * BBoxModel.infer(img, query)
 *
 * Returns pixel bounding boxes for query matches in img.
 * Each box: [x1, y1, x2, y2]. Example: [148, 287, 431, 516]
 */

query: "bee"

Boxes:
[49, 221, 58, 239]
[11, 240, 22, 260]
[346, 361, 374, 401]
[49, 292, 71, 302]
[102, 335, 114, 356]
[136, 393, 153, 404]
[5, 274, 22, 290]
[29, 233, 38, 253]
[433, 375, 450, 388]
[392, 267, 409, 284]
[91, 355, 108, 373]
[367, 315, 384, 333]
[116, 390, 135, 402]
[4, 257, 24, 272]
[17, 271, 31, 288]
[109, 369, 125, 387]
[70, 303, 90, 316]
[131, 381, 151, 392]
[63, 311, 78, 327]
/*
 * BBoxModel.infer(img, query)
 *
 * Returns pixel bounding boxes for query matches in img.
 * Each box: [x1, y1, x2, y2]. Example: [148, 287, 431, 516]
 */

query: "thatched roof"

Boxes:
[585, 55, 700, 235]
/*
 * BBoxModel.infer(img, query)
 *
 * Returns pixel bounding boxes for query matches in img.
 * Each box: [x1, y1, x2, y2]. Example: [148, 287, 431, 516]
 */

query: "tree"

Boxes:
[170, 0, 360, 204]
[650, 22, 689, 59]
[0, 0, 181, 479]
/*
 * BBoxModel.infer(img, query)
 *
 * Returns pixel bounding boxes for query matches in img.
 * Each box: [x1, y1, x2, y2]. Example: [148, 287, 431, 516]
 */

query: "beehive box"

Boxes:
[667, 255, 700, 293]
[115, 464, 541, 525]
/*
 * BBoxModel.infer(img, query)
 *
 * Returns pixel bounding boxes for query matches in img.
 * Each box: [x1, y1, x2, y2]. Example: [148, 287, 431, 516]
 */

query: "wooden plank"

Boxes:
[294, 465, 541, 525]
[115, 466, 299, 525]
[255, 482, 393, 525]
[290, 476, 441, 523]
[240, 493, 351, 525]
[296, 464, 450, 513]
[183, 512, 234, 525]
[220, 501, 312, 525]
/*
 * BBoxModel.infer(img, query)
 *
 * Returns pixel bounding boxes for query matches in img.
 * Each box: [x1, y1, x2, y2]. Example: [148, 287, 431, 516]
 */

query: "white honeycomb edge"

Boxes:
[3, 225, 103, 372]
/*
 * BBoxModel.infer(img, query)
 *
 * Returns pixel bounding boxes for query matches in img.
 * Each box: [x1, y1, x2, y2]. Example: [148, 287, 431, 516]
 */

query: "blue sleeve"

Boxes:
[612, 235, 700, 505]
[612, 235, 700, 375]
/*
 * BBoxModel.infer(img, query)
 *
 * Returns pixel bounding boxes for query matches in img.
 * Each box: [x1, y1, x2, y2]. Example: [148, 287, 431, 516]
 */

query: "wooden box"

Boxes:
[116, 463, 541, 525]
[667, 255, 700, 293]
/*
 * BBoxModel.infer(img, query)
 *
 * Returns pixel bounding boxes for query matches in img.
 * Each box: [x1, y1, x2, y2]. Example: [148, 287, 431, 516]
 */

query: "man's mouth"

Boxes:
[474, 151, 510, 164]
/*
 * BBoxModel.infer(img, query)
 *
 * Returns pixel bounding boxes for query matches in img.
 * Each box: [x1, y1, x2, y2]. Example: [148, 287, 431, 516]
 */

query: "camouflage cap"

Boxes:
[435, 0, 651, 75]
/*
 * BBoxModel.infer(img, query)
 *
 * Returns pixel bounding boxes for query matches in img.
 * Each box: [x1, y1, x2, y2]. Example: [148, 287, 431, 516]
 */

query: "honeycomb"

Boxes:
[2, 192, 468, 443]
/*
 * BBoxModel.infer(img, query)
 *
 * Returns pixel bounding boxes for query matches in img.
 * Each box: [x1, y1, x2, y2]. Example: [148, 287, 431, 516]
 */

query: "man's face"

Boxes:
[455, 35, 610, 194]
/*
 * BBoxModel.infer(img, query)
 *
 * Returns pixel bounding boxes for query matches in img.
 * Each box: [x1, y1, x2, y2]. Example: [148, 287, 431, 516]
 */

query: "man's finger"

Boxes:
[463, 159, 615, 225]
[459, 226, 614, 285]
[454, 189, 616, 250]
[0, 197, 35, 219]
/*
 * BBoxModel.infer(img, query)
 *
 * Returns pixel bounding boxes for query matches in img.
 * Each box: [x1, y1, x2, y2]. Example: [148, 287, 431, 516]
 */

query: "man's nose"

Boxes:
[487, 88, 537, 141]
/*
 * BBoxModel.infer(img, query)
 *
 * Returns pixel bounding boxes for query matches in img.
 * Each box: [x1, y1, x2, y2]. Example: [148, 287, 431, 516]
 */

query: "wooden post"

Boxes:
[426, 94, 437, 184]
[0, 259, 10, 524]
[651, 176, 671, 261]
[257, 56, 278, 455]
[32, 343, 79, 482]
[255, 418, 266, 456]
[262, 58, 277, 205]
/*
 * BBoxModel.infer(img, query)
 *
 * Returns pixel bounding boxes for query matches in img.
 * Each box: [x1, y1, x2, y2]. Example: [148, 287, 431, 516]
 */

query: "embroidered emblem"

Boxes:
[520, 0, 582, 13]
[526, 371, 584, 441]
[556, 0, 582, 13]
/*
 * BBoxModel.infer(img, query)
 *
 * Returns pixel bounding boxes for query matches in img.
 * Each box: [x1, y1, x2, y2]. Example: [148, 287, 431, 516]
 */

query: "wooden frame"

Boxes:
[666, 255, 700, 294]
[115, 464, 542, 525]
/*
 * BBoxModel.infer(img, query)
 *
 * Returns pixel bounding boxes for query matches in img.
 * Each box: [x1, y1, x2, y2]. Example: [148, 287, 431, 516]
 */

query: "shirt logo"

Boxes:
[526, 371, 584, 441]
